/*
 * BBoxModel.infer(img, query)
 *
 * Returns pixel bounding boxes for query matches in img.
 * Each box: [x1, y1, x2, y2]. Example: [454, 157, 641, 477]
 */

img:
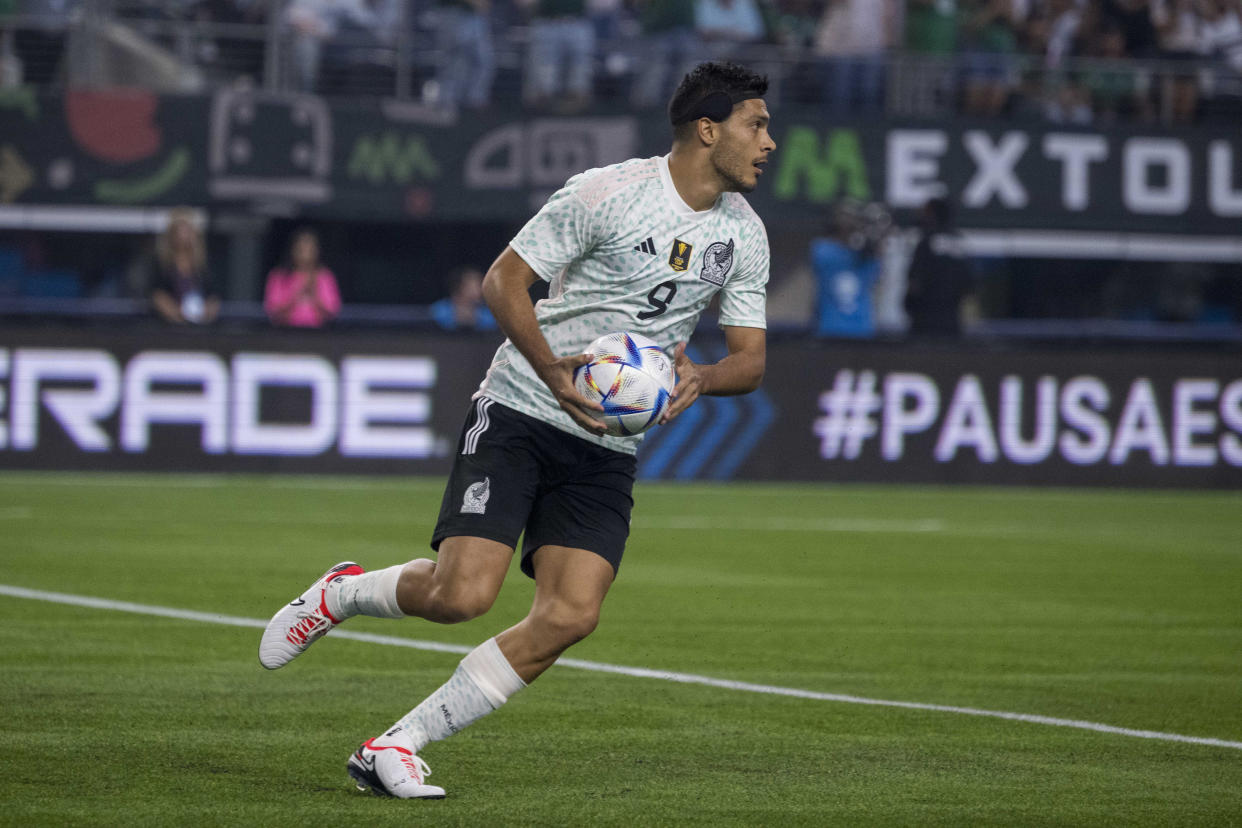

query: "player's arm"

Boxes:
[660, 325, 765, 424]
[482, 246, 606, 435]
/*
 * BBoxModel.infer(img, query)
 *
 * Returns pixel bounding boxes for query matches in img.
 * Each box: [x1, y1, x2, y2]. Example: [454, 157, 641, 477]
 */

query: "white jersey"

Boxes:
[476, 154, 770, 454]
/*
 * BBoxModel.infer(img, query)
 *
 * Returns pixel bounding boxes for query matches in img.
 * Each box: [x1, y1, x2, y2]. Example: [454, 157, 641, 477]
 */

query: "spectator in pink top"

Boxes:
[264, 228, 342, 328]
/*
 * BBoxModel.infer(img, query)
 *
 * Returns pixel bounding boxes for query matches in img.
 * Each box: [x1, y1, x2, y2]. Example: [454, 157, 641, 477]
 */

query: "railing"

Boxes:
[4, 7, 1242, 124]
[2, 295, 1239, 345]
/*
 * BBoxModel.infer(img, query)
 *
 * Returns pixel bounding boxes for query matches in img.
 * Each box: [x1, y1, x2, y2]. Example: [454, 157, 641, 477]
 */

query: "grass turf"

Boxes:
[0, 473, 1239, 826]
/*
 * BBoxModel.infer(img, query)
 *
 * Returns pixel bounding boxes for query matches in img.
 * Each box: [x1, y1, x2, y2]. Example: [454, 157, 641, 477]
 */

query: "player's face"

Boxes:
[710, 99, 776, 194]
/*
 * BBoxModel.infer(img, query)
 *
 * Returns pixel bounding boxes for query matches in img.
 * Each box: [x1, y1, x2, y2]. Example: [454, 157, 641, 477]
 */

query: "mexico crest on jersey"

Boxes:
[668, 239, 693, 272]
[699, 239, 734, 286]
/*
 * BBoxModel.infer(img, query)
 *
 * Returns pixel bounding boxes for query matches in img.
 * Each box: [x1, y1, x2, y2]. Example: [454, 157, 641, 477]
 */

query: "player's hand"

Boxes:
[537, 353, 607, 435]
[660, 342, 703, 425]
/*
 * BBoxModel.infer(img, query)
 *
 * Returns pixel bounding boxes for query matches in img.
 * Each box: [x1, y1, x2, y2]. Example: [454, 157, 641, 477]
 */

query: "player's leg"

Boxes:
[348, 415, 632, 799]
[381, 545, 612, 746]
[326, 535, 512, 624]
[258, 398, 536, 669]
[347, 544, 612, 799]
[369, 436, 633, 745]
[495, 544, 614, 681]
[257, 539, 513, 671]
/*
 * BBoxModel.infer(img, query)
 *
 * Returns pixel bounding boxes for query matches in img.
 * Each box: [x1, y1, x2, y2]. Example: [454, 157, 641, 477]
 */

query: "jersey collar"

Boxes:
[659, 154, 717, 217]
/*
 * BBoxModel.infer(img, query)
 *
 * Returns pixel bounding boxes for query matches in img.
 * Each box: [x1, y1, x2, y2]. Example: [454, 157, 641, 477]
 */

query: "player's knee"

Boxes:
[427, 582, 495, 624]
[534, 600, 600, 648]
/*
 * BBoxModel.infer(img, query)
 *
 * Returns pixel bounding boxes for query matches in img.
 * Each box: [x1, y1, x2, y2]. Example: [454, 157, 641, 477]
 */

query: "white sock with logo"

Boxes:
[324, 565, 405, 620]
[393, 637, 527, 751]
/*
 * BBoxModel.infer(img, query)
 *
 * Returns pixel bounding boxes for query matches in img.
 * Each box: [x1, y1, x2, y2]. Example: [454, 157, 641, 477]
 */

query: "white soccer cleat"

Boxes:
[347, 728, 446, 799]
[258, 561, 364, 670]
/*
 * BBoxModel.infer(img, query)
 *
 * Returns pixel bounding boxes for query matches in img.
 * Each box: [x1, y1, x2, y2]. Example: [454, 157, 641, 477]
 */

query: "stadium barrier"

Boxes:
[1, 326, 1238, 488]
[5, 89, 1242, 238]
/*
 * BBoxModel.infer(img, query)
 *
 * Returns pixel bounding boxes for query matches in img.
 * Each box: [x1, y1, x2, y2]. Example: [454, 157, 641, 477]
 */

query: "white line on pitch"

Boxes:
[0, 472, 448, 491]
[2, 583, 1240, 753]
[637, 516, 946, 533]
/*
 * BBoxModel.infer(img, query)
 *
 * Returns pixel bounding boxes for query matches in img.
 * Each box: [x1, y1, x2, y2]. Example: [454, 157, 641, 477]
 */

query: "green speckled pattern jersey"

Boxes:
[476, 154, 770, 454]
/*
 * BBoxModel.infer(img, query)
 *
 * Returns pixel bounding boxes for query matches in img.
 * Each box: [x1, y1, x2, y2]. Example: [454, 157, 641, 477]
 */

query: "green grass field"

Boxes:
[1, 472, 1239, 826]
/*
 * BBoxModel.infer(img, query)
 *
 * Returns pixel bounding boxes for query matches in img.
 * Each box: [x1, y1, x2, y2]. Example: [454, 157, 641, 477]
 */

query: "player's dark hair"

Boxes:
[669, 62, 769, 141]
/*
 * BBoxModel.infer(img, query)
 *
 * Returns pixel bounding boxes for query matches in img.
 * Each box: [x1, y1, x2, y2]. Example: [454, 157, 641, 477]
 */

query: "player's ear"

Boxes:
[696, 117, 719, 147]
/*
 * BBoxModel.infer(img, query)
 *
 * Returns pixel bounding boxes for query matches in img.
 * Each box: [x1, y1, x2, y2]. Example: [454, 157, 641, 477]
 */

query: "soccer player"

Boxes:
[259, 60, 776, 799]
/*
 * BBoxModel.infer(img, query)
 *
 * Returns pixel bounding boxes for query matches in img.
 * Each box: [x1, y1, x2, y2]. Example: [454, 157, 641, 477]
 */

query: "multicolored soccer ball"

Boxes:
[574, 332, 675, 436]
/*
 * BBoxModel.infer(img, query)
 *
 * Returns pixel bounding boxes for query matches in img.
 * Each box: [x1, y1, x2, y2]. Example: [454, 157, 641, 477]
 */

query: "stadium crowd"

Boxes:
[2, 0, 1240, 335]
[3, 0, 1242, 122]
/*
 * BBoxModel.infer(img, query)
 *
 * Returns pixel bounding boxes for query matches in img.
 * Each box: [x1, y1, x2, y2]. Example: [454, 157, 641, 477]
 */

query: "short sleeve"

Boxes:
[717, 223, 769, 329]
[509, 173, 603, 282]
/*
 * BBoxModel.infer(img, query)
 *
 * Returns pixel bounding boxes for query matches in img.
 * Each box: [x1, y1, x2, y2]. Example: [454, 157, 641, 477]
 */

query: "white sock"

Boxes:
[393, 637, 526, 751]
[324, 564, 405, 620]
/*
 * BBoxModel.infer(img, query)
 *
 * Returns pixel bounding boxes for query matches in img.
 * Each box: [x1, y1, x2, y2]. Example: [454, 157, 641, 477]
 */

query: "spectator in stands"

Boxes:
[958, 0, 1023, 116]
[430, 265, 497, 331]
[12, 0, 78, 86]
[813, 0, 895, 115]
[694, 0, 767, 59]
[1083, 19, 1154, 122]
[0, 11, 22, 90]
[629, 0, 699, 108]
[1152, 0, 1203, 122]
[906, 0, 959, 54]
[149, 208, 220, 325]
[1043, 71, 1094, 121]
[768, 0, 820, 51]
[520, 0, 596, 112]
[433, 0, 495, 109]
[1199, 0, 1242, 72]
[810, 199, 890, 338]
[1101, 0, 1160, 57]
[1033, 0, 1086, 69]
[629, 0, 763, 107]
[587, 0, 626, 42]
[900, 0, 960, 113]
[284, 0, 400, 93]
[188, 0, 271, 84]
[904, 197, 974, 337]
[263, 227, 342, 328]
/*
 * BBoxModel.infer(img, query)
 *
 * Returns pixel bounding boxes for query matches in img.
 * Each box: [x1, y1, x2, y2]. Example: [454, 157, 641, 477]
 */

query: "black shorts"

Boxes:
[431, 397, 637, 579]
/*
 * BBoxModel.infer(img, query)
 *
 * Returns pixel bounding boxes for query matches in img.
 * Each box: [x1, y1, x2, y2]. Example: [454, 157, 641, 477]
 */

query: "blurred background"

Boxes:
[1, 0, 1240, 487]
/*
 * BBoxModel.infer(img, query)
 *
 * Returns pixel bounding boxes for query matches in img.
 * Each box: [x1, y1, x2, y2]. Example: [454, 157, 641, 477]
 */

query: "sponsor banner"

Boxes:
[3, 89, 1242, 233]
[0, 327, 502, 474]
[739, 343, 1242, 488]
[2, 328, 1238, 487]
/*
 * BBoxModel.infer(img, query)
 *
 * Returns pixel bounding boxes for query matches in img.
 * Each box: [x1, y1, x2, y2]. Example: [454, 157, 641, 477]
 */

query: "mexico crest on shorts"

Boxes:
[461, 477, 490, 515]
[668, 238, 693, 272]
[699, 239, 734, 286]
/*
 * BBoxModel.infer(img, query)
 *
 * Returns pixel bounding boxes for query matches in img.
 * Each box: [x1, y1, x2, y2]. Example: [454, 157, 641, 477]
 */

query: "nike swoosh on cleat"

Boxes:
[289, 599, 306, 606]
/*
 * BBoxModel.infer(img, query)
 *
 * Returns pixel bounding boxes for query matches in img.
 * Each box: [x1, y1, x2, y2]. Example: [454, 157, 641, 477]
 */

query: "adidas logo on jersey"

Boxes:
[633, 237, 657, 255]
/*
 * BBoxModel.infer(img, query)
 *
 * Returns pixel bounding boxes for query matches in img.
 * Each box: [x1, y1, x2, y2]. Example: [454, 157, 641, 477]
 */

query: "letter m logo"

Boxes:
[347, 132, 441, 185]
[774, 127, 871, 203]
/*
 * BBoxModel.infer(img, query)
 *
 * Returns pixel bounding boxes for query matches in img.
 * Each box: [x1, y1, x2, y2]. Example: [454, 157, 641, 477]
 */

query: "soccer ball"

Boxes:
[574, 331, 675, 436]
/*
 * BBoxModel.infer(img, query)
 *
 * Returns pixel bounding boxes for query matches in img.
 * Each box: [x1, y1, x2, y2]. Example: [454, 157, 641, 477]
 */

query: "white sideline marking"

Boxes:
[639, 516, 945, 533]
[2, 583, 1240, 753]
